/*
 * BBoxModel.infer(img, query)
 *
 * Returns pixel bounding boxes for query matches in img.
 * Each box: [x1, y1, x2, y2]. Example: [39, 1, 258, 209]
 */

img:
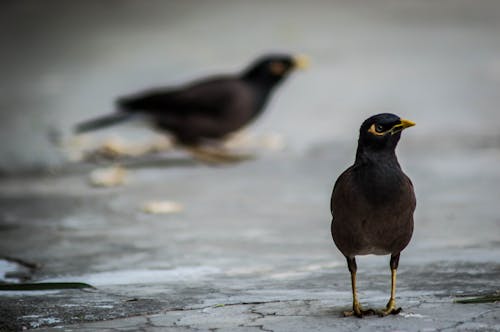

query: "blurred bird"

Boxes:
[75, 54, 309, 163]
[330, 113, 416, 318]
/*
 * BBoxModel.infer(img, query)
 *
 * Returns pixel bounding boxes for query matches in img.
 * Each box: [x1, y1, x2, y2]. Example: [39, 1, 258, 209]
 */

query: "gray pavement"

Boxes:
[1, 140, 499, 331]
[1, 1, 500, 331]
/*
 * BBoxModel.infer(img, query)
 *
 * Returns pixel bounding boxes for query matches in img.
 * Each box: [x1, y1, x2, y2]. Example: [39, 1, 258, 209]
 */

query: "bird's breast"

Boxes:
[331, 164, 415, 257]
[355, 165, 409, 204]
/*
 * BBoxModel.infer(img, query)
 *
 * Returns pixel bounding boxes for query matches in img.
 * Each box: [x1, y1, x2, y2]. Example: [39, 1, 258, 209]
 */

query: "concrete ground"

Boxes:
[1, 1, 500, 331]
[1, 139, 499, 331]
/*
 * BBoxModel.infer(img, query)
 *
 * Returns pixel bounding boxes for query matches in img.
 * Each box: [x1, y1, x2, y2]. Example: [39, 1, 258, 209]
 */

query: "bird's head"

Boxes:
[243, 54, 309, 85]
[358, 113, 415, 153]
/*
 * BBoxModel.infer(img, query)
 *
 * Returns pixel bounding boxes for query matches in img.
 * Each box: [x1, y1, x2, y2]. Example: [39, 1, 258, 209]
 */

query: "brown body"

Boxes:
[331, 162, 415, 258]
[119, 77, 264, 145]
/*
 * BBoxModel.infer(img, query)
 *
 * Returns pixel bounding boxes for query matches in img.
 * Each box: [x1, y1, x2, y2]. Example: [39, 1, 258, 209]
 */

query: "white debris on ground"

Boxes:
[65, 134, 173, 161]
[89, 165, 128, 187]
[399, 312, 426, 318]
[224, 131, 286, 152]
[25, 317, 62, 329]
[142, 200, 184, 214]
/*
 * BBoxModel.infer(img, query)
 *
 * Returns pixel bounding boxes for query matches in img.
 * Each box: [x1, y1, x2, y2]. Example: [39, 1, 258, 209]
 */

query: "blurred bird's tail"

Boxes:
[74, 113, 134, 134]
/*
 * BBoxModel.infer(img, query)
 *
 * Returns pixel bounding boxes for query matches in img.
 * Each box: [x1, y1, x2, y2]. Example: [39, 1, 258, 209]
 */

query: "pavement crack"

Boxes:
[254, 325, 274, 332]
[160, 298, 315, 314]
[237, 303, 274, 332]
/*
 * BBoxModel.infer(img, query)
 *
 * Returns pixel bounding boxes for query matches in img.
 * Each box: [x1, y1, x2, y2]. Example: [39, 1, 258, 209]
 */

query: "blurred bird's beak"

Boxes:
[293, 55, 310, 70]
[391, 119, 416, 134]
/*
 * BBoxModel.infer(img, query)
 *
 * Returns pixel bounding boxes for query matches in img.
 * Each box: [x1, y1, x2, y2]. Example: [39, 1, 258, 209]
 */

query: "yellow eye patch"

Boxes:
[368, 124, 386, 136]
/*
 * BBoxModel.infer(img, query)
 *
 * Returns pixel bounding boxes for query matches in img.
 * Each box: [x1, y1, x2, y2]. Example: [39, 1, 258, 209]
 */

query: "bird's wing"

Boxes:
[403, 174, 417, 210]
[117, 76, 245, 117]
[330, 165, 356, 216]
[157, 83, 255, 141]
[330, 165, 370, 257]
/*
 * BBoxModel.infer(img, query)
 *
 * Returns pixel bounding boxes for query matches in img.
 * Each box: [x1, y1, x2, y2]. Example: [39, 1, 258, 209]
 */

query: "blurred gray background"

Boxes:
[1, 0, 500, 172]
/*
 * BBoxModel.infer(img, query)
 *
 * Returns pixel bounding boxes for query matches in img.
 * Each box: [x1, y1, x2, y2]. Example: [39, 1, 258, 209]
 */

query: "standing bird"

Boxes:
[75, 54, 309, 163]
[330, 113, 416, 318]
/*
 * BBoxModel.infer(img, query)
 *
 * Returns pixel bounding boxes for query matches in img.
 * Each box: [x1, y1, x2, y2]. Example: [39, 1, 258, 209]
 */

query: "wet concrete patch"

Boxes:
[0, 289, 167, 331]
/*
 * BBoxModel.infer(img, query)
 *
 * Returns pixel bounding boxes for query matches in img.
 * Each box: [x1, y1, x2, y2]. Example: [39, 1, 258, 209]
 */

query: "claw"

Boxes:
[187, 146, 255, 164]
[343, 303, 376, 318]
[378, 307, 402, 317]
[378, 298, 402, 317]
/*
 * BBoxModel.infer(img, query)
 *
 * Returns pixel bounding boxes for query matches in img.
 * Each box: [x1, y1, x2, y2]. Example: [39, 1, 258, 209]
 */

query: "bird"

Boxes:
[330, 113, 416, 318]
[75, 54, 309, 163]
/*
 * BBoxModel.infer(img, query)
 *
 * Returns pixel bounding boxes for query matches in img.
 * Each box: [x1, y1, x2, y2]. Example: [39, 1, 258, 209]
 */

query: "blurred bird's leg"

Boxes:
[186, 145, 255, 164]
[343, 257, 375, 318]
[379, 254, 402, 317]
[186, 146, 226, 164]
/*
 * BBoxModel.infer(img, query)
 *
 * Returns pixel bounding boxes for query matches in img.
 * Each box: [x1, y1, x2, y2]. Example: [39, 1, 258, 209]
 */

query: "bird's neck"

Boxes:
[242, 68, 283, 91]
[245, 78, 279, 95]
[254, 83, 275, 112]
[353, 146, 406, 205]
[242, 76, 278, 117]
[354, 146, 401, 169]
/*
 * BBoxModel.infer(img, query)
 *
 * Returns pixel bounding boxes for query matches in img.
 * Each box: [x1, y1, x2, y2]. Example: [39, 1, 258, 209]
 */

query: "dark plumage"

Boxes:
[330, 113, 416, 318]
[75, 54, 308, 162]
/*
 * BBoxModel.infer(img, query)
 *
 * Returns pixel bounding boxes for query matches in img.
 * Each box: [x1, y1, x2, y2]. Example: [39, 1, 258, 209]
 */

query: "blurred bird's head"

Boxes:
[358, 113, 415, 153]
[243, 54, 309, 86]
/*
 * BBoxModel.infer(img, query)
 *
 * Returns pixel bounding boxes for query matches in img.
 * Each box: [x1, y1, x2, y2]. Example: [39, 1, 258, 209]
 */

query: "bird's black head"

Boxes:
[242, 54, 309, 86]
[357, 113, 415, 156]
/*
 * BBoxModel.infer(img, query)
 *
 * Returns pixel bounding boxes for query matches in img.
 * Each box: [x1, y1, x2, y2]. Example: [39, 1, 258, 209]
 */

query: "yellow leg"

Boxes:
[343, 270, 375, 318]
[378, 268, 402, 317]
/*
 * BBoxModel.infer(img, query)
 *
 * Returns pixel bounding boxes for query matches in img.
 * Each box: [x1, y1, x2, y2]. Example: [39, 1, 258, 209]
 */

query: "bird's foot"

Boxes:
[377, 298, 401, 317]
[211, 150, 255, 163]
[343, 303, 376, 318]
[188, 147, 255, 164]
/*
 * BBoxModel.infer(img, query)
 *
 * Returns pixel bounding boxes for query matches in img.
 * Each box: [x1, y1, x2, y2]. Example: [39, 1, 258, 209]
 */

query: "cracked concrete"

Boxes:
[1, 142, 499, 331]
[30, 298, 500, 332]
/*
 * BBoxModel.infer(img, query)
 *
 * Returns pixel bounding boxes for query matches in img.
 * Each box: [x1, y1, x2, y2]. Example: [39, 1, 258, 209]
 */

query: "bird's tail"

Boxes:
[74, 113, 134, 134]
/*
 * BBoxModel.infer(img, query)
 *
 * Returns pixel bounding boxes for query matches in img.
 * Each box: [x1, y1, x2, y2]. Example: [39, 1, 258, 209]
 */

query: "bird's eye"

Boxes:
[375, 124, 384, 133]
[269, 62, 286, 75]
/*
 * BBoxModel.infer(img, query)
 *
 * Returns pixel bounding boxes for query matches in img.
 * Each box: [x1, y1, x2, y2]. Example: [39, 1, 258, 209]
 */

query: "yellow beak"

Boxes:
[390, 118, 415, 135]
[293, 55, 310, 70]
[399, 119, 416, 129]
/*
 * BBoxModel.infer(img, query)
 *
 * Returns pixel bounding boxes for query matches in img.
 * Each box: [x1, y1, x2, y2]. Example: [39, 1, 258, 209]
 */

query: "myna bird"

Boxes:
[75, 54, 309, 163]
[330, 113, 416, 318]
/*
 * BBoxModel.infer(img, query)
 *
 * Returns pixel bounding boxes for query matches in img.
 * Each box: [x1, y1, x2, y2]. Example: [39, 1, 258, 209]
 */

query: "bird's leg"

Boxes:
[186, 146, 226, 164]
[379, 254, 402, 317]
[204, 147, 255, 162]
[186, 146, 254, 164]
[343, 257, 375, 318]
